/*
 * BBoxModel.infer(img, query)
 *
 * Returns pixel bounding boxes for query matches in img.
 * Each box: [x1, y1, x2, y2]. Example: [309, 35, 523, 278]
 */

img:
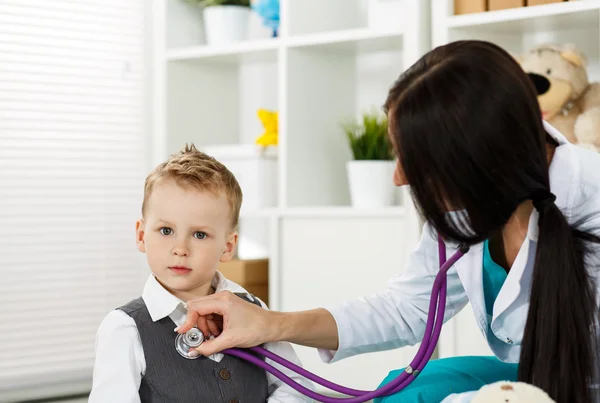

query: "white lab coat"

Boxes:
[318, 121, 600, 402]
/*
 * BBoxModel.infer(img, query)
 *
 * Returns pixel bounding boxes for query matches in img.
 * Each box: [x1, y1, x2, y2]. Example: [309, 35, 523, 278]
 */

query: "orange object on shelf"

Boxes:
[454, 0, 487, 14]
[527, 0, 565, 5]
[489, 0, 525, 10]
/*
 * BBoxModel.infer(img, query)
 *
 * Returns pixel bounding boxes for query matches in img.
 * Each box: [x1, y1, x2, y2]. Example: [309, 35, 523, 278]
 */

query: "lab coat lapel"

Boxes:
[454, 242, 487, 327]
[492, 238, 529, 319]
[493, 208, 539, 321]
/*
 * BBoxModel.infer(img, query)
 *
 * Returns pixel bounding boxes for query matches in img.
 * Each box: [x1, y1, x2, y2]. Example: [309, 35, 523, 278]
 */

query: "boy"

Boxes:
[89, 144, 313, 402]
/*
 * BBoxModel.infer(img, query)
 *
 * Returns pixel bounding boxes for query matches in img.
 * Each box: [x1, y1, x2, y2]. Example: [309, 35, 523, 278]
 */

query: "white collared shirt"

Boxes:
[318, 121, 600, 402]
[89, 271, 314, 403]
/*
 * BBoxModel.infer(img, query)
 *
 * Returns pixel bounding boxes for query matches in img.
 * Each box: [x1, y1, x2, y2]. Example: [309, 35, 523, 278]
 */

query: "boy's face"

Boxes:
[135, 178, 237, 300]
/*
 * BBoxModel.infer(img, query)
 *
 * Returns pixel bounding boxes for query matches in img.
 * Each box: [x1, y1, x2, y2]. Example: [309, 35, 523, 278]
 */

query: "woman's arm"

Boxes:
[271, 308, 339, 350]
[179, 221, 469, 360]
[179, 295, 340, 356]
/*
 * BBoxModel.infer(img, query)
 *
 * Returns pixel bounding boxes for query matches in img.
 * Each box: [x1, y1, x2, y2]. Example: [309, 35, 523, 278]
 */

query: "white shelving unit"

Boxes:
[152, 0, 429, 393]
[431, 0, 600, 361]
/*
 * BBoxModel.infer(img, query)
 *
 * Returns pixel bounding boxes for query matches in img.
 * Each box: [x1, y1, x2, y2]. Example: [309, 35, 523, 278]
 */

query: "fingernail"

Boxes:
[174, 326, 180, 332]
[189, 350, 199, 358]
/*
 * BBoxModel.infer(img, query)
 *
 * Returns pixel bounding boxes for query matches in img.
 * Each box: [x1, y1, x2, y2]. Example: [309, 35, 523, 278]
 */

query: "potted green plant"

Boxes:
[342, 110, 396, 207]
[183, 0, 251, 46]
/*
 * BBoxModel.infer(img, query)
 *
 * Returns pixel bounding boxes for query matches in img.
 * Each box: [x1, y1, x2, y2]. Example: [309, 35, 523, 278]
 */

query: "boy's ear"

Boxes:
[136, 219, 146, 253]
[220, 231, 238, 263]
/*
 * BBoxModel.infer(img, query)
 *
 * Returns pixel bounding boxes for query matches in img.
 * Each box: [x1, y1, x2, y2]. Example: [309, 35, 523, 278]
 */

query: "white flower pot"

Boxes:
[203, 5, 250, 46]
[347, 160, 396, 208]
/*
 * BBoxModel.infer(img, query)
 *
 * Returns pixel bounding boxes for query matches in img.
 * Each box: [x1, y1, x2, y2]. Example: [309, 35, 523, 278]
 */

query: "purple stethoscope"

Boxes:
[175, 235, 468, 402]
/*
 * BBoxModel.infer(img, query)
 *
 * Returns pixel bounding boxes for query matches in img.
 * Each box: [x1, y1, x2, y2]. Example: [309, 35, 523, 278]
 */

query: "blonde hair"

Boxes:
[142, 144, 243, 229]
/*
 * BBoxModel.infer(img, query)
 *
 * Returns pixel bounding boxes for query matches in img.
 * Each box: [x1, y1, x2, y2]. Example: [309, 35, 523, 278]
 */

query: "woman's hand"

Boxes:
[178, 290, 341, 355]
[176, 290, 275, 356]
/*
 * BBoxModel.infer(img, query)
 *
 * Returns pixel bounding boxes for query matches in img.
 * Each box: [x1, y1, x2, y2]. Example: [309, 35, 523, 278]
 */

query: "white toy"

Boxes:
[471, 381, 556, 403]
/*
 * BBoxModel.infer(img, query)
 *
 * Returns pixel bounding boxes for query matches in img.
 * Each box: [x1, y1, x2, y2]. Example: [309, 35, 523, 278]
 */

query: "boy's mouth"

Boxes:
[169, 265, 192, 274]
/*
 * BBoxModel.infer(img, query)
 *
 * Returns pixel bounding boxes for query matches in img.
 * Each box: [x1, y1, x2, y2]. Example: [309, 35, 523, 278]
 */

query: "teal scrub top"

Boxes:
[482, 239, 508, 321]
[374, 240, 518, 403]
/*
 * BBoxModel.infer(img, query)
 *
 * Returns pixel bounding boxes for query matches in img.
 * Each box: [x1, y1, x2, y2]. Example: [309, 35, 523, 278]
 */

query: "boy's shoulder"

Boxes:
[95, 296, 148, 338]
[96, 303, 141, 340]
[117, 296, 147, 314]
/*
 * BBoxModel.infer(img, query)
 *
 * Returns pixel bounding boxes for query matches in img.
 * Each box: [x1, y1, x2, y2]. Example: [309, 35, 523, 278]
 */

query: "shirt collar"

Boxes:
[142, 271, 251, 322]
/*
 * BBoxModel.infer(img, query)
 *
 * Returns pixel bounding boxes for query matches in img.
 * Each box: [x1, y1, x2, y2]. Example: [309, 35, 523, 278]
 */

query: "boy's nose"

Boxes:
[172, 245, 189, 256]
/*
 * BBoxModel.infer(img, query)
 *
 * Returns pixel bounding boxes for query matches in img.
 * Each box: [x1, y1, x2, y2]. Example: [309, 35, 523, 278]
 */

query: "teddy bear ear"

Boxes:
[560, 44, 587, 67]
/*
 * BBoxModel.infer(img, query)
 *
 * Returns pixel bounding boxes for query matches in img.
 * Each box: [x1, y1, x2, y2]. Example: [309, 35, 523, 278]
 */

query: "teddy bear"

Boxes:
[517, 43, 600, 152]
[471, 381, 555, 403]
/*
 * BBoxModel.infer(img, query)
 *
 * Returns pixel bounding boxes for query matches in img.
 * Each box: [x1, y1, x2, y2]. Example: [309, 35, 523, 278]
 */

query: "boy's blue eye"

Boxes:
[194, 232, 207, 240]
[160, 227, 173, 236]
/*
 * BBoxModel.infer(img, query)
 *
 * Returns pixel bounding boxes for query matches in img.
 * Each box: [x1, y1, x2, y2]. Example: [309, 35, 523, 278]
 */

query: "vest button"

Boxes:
[219, 369, 231, 380]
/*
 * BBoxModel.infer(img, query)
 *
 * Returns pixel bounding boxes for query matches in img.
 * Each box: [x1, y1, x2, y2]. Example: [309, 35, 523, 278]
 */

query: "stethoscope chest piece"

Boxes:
[175, 327, 204, 359]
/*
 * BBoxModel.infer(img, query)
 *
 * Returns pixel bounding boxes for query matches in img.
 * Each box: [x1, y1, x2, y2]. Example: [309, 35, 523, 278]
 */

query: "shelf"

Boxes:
[288, 28, 403, 54]
[166, 29, 404, 61]
[446, 1, 600, 33]
[166, 38, 280, 63]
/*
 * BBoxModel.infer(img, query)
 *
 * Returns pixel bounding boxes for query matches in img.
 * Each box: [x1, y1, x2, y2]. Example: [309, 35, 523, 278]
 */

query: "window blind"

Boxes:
[0, 0, 148, 400]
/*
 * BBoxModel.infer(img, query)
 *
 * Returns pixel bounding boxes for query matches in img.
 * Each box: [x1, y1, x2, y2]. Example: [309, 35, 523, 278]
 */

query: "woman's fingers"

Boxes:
[175, 310, 199, 334]
[193, 334, 233, 357]
[177, 290, 272, 355]
[207, 317, 222, 337]
[176, 293, 228, 334]
[194, 315, 212, 339]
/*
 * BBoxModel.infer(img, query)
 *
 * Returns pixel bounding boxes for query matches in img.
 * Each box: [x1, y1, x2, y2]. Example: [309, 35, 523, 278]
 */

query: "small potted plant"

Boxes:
[183, 0, 251, 46]
[342, 110, 396, 208]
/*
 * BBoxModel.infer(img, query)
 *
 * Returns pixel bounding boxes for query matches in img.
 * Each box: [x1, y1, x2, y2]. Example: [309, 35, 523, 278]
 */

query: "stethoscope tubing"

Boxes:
[216, 235, 467, 402]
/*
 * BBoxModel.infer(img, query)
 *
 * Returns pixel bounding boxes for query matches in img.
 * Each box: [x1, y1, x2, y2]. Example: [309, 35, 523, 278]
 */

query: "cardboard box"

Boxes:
[454, 0, 487, 14]
[217, 259, 269, 305]
[527, 0, 564, 5]
[218, 258, 268, 284]
[489, 0, 524, 10]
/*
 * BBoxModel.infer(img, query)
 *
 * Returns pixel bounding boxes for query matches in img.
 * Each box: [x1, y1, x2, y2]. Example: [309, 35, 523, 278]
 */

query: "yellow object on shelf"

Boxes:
[255, 109, 278, 147]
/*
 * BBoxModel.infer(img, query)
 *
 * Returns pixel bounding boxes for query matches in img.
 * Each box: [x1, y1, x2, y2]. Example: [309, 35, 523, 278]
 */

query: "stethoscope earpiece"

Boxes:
[175, 327, 204, 359]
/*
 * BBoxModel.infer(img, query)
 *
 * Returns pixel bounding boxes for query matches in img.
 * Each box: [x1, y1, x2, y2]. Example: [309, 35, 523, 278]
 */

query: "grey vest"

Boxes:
[118, 294, 269, 403]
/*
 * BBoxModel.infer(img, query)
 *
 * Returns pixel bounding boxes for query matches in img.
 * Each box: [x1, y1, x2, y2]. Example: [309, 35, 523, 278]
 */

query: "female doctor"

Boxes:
[177, 40, 600, 402]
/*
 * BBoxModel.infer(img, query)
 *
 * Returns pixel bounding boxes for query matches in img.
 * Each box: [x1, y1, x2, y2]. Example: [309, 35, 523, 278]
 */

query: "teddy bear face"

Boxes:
[519, 46, 589, 120]
[472, 381, 556, 403]
[472, 382, 520, 403]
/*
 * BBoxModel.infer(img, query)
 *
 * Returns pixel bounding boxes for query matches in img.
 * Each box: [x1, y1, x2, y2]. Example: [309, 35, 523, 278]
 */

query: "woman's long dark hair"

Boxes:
[385, 40, 600, 402]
